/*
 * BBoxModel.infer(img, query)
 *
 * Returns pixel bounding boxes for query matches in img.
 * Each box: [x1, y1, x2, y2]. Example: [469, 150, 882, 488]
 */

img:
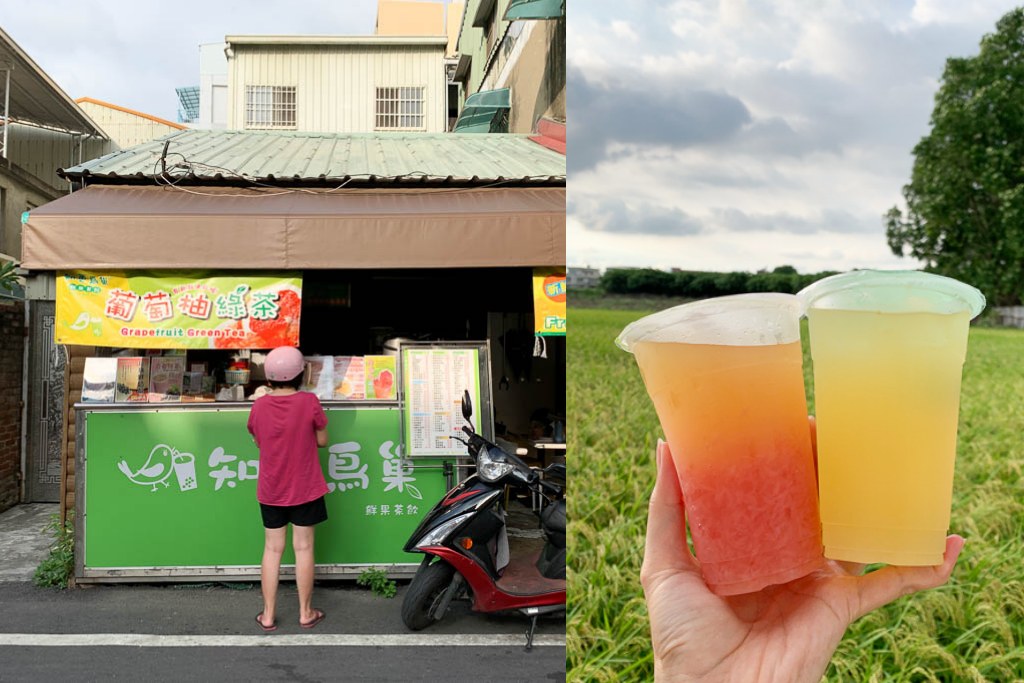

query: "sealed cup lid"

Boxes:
[797, 270, 985, 317]
[615, 293, 802, 352]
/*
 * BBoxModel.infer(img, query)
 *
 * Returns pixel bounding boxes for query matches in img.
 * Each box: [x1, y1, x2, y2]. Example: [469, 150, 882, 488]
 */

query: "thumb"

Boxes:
[641, 440, 701, 592]
[848, 535, 965, 620]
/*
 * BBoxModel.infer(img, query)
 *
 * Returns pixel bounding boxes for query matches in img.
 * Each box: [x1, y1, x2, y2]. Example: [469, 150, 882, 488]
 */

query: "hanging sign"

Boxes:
[56, 270, 302, 349]
[533, 268, 566, 336]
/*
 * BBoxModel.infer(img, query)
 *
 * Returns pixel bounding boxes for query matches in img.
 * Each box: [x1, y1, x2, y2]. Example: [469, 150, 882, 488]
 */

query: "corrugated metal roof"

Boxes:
[0, 27, 105, 136]
[59, 129, 566, 186]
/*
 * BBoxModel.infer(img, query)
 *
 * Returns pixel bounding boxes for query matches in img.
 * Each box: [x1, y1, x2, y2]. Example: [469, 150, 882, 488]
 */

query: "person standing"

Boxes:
[247, 346, 329, 631]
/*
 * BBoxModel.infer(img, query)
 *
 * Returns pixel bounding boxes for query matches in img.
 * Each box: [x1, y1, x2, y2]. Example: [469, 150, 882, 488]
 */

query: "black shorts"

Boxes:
[260, 496, 328, 529]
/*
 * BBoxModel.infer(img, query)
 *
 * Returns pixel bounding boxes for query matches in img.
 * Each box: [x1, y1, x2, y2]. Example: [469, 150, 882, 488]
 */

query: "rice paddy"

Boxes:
[567, 305, 1024, 681]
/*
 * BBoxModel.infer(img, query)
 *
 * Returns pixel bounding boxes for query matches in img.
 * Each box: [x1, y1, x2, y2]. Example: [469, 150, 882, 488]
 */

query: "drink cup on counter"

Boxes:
[616, 294, 822, 596]
[798, 270, 985, 566]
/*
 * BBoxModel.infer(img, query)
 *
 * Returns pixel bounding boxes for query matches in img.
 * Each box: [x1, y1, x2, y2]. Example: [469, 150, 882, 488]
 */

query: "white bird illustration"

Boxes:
[118, 445, 175, 491]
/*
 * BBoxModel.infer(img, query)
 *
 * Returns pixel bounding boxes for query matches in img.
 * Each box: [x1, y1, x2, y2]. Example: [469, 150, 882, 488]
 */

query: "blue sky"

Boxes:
[567, 0, 1024, 273]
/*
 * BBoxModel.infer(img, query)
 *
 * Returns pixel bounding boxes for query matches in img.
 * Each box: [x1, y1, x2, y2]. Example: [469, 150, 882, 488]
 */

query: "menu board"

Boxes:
[115, 357, 150, 403]
[365, 355, 397, 400]
[148, 356, 186, 403]
[82, 358, 118, 403]
[333, 356, 366, 400]
[402, 347, 482, 456]
[302, 356, 334, 400]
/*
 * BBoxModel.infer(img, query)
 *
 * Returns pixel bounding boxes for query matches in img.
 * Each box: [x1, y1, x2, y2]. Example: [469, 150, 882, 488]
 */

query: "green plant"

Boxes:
[356, 567, 397, 598]
[0, 259, 17, 292]
[569, 307, 1024, 681]
[34, 513, 75, 589]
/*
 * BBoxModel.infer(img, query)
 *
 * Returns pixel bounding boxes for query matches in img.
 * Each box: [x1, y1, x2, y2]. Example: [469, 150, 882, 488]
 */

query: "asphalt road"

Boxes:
[0, 580, 566, 682]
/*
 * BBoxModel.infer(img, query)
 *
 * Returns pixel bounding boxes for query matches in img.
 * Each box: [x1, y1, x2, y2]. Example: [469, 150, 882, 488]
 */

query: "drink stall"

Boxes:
[18, 130, 566, 582]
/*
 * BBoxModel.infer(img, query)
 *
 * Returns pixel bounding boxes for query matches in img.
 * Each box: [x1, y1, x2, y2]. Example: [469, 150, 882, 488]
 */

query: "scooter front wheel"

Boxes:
[401, 559, 456, 631]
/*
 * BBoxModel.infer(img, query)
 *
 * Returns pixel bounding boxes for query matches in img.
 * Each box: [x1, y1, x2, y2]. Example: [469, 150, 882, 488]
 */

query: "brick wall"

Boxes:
[0, 298, 24, 512]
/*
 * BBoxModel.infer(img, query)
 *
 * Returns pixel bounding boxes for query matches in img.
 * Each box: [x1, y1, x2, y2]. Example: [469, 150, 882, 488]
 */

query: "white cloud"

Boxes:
[568, 0, 1022, 273]
[610, 21, 639, 42]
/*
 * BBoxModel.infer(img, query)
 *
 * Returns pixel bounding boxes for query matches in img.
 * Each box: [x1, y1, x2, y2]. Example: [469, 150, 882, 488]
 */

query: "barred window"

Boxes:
[375, 87, 425, 130]
[245, 86, 296, 129]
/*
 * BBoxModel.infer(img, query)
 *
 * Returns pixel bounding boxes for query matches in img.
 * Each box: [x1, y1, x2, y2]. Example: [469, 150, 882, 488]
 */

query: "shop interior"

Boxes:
[86, 267, 565, 465]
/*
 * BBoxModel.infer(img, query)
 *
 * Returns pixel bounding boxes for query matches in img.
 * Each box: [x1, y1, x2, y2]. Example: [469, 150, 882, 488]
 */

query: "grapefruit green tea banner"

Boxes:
[82, 406, 449, 571]
[55, 270, 302, 349]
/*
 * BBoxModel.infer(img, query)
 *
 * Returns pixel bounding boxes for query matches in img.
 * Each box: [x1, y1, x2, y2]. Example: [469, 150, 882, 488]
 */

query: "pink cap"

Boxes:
[264, 346, 305, 381]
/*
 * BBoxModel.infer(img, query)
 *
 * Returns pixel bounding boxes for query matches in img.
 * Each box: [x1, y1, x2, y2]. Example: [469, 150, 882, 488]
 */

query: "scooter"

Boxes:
[401, 391, 566, 650]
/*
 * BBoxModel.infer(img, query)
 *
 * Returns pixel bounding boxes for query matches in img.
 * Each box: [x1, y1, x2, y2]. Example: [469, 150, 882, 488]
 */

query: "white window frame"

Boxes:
[244, 85, 297, 129]
[375, 86, 427, 131]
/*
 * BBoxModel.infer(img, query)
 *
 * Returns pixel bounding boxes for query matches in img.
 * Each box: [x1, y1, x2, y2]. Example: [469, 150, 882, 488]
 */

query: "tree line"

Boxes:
[597, 266, 837, 298]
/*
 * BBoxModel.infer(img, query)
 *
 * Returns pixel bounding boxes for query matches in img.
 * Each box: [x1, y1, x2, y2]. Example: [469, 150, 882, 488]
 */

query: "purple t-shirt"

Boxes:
[247, 391, 329, 506]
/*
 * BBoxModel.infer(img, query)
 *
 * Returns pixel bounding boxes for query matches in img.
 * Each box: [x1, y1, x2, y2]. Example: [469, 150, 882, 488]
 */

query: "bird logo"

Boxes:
[117, 444, 197, 492]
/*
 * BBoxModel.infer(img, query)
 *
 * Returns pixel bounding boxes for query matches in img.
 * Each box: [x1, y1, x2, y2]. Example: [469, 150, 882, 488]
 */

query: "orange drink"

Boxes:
[618, 294, 822, 595]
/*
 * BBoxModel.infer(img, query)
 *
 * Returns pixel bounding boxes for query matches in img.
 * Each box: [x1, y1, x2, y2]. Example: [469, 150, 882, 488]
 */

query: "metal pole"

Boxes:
[3, 68, 9, 159]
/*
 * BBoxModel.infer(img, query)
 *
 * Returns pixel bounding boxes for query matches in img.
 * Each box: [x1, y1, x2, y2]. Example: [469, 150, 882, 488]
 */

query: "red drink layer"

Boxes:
[634, 340, 823, 595]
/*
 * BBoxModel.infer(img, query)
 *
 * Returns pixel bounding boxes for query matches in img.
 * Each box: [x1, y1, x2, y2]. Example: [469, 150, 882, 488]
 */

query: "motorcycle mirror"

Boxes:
[461, 390, 473, 421]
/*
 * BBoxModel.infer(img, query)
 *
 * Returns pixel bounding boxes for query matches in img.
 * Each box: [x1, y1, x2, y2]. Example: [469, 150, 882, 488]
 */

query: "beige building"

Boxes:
[375, 0, 464, 56]
[224, 35, 449, 133]
[453, 1, 565, 136]
[75, 98, 185, 149]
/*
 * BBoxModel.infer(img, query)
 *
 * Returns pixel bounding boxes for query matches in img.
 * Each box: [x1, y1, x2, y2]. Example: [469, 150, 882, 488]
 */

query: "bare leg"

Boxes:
[260, 526, 287, 627]
[292, 524, 317, 623]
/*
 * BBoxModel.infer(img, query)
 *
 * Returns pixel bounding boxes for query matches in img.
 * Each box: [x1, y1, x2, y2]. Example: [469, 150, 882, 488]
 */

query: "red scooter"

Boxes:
[401, 391, 566, 649]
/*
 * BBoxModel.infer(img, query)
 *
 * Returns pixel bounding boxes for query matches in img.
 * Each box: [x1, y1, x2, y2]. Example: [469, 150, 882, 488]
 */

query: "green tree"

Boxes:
[600, 268, 632, 294]
[886, 8, 1024, 305]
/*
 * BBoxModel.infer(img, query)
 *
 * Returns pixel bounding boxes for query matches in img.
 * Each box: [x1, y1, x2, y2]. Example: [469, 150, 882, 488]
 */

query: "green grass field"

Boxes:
[568, 306, 1024, 682]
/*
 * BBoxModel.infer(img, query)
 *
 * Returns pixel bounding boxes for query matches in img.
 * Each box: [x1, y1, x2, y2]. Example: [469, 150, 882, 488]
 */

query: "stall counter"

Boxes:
[74, 401, 455, 582]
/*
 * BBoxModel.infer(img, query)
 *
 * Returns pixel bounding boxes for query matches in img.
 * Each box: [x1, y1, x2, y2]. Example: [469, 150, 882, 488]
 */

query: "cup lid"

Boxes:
[615, 293, 802, 352]
[797, 270, 986, 317]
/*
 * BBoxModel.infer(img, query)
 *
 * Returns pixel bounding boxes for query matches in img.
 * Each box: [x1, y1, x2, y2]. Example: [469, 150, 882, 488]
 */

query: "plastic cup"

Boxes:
[616, 294, 822, 595]
[798, 270, 985, 566]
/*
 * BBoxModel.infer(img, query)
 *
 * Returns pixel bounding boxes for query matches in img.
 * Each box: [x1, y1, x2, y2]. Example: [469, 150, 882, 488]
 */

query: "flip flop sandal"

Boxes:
[256, 613, 278, 632]
[300, 608, 326, 629]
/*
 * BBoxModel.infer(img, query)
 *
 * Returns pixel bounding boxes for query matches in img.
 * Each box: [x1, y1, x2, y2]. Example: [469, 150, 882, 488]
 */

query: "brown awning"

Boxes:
[21, 185, 565, 270]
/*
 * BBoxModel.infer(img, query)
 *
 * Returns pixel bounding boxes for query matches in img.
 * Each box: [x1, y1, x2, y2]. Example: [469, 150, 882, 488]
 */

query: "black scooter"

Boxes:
[401, 391, 566, 649]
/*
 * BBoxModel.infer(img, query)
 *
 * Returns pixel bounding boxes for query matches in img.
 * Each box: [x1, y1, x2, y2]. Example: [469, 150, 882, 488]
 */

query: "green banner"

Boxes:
[83, 407, 448, 569]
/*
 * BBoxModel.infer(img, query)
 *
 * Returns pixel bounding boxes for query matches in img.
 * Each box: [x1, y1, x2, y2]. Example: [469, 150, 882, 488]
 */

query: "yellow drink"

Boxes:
[809, 308, 970, 565]
[633, 339, 822, 595]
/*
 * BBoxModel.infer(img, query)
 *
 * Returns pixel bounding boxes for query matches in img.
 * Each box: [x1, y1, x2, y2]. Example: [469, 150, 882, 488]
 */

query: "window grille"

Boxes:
[375, 87, 426, 130]
[245, 86, 296, 128]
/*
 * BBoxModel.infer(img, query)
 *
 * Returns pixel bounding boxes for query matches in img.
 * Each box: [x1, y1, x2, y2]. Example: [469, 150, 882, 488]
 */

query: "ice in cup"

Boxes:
[798, 270, 985, 566]
[616, 294, 822, 595]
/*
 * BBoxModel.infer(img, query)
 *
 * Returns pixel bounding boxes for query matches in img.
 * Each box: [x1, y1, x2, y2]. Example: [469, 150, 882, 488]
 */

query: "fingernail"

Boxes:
[656, 438, 665, 469]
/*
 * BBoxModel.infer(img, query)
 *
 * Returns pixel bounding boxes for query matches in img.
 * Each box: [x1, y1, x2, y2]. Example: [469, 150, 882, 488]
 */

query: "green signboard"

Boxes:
[83, 406, 449, 570]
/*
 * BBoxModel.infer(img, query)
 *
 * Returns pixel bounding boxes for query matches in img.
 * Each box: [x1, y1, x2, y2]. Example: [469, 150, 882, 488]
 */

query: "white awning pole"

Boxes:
[2, 67, 9, 159]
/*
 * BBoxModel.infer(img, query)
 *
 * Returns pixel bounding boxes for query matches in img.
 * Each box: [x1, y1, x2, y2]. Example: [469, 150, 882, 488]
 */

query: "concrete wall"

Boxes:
[77, 99, 183, 149]
[478, 19, 566, 133]
[0, 297, 24, 512]
[227, 40, 448, 133]
[197, 43, 229, 130]
[455, 2, 566, 132]
[0, 166, 60, 265]
[377, 0, 446, 35]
